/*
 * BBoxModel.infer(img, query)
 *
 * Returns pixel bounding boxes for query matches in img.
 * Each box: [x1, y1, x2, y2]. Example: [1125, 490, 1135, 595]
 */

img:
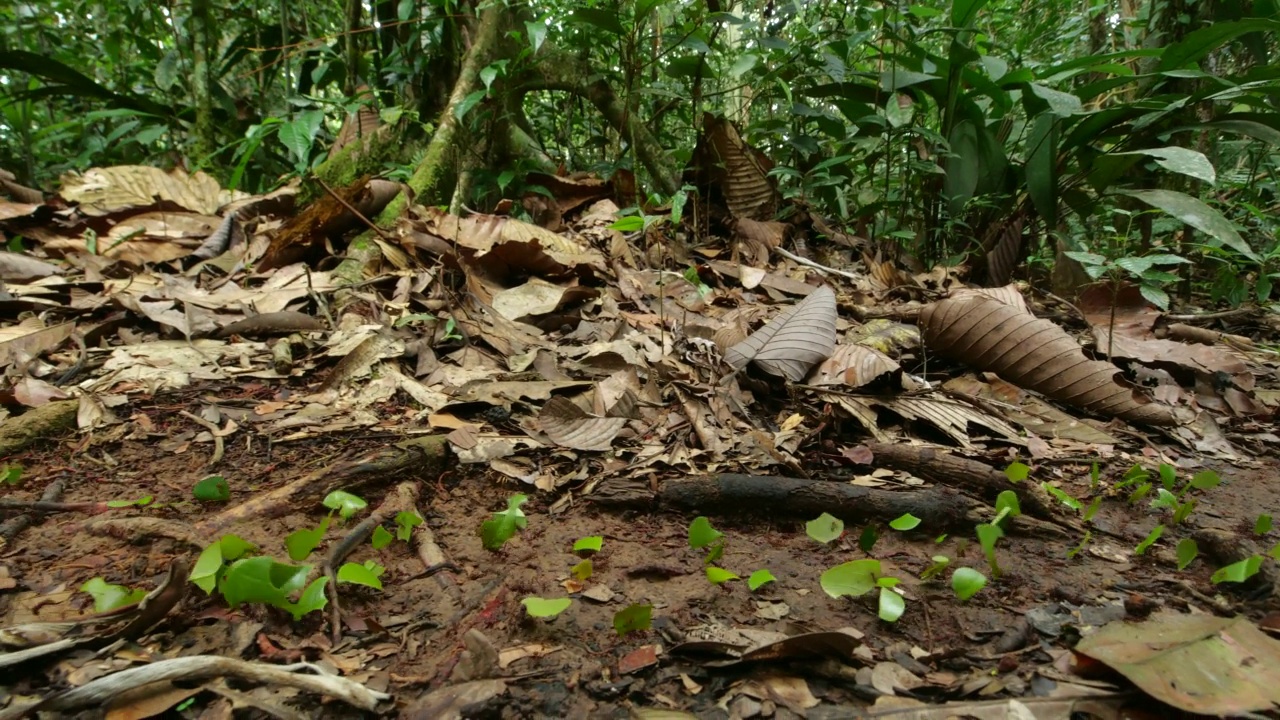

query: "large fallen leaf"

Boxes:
[58, 165, 241, 216]
[725, 285, 837, 381]
[537, 396, 627, 452]
[919, 292, 1178, 426]
[808, 344, 899, 387]
[1076, 614, 1280, 715]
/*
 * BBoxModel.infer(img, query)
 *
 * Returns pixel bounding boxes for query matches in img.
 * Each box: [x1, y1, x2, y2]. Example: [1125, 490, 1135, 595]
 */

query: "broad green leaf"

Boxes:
[1256, 514, 1273, 535]
[688, 516, 723, 549]
[454, 90, 487, 121]
[880, 69, 940, 91]
[191, 542, 225, 594]
[977, 523, 1003, 578]
[106, 496, 153, 508]
[1140, 285, 1170, 311]
[573, 536, 604, 554]
[885, 94, 914, 128]
[524, 20, 548, 53]
[609, 216, 645, 232]
[951, 567, 987, 600]
[729, 53, 758, 79]
[371, 525, 393, 550]
[1064, 251, 1106, 266]
[480, 65, 498, 91]
[1119, 189, 1255, 261]
[613, 603, 652, 636]
[1176, 538, 1198, 570]
[192, 475, 230, 502]
[481, 494, 529, 550]
[706, 566, 739, 584]
[1157, 20, 1280, 72]
[1029, 83, 1082, 116]
[1005, 461, 1030, 483]
[944, 120, 980, 216]
[219, 557, 311, 609]
[952, 0, 989, 27]
[748, 569, 776, 590]
[995, 491, 1021, 519]
[1190, 470, 1221, 490]
[858, 525, 880, 553]
[878, 587, 906, 622]
[277, 110, 323, 168]
[1084, 497, 1102, 522]
[1197, 119, 1280, 146]
[285, 516, 330, 561]
[890, 513, 921, 531]
[284, 577, 329, 620]
[820, 559, 880, 598]
[154, 51, 179, 91]
[569, 8, 625, 35]
[336, 561, 383, 589]
[523, 596, 572, 618]
[323, 490, 367, 520]
[1, 466, 22, 486]
[806, 512, 844, 543]
[1211, 555, 1264, 584]
[1113, 147, 1215, 184]
[80, 577, 145, 613]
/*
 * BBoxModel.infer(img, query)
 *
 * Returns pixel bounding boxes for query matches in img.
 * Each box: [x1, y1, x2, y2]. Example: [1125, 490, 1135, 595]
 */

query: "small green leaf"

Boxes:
[190, 543, 225, 594]
[1255, 514, 1273, 535]
[1189, 470, 1222, 490]
[394, 511, 423, 541]
[192, 475, 230, 502]
[889, 513, 921, 531]
[1042, 483, 1082, 511]
[1158, 464, 1177, 490]
[1211, 555, 1263, 584]
[1150, 488, 1179, 511]
[977, 524, 1003, 578]
[703, 541, 725, 565]
[80, 577, 146, 613]
[747, 569, 776, 591]
[820, 559, 880, 598]
[1176, 538, 1198, 570]
[1004, 461, 1030, 482]
[920, 556, 950, 581]
[1083, 497, 1103, 522]
[1172, 500, 1197, 525]
[613, 603, 653, 636]
[106, 495, 153, 508]
[951, 567, 987, 601]
[371, 525, 394, 550]
[806, 512, 844, 543]
[571, 559, 593, 580]
[1067, 530, 1093, 559]
[1135, 524, 1165, 555]
[2, 466, 23, 486]
[573, 536, 604, 554]
[878, 587, 906, 622]
[688, 516, 723, 549]
[609, 216, 646, 232]
[995, 491, 1021, 519]
[481, 494, 529, 551]
[454, 89, 487, 121]
[525, 20, 548, 52]
[323, 490, 368, 520]
[337, 561, 383, 589]
[284, 577, 329, 620]
[285, 516, 331, 562]
[523, 596, 572, 618]
[706, 566, 740, 584]
[858, 525, 879, 553]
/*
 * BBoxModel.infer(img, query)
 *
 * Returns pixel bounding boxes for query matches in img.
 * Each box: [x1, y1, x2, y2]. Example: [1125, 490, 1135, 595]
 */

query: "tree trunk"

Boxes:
[189, 0, 217, 163]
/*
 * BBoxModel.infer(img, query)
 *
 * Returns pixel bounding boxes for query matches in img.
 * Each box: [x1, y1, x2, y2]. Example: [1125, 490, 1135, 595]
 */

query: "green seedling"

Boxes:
[1135, 525, 1165, 555]
[951, 567, 987, 601]
[523, 596, 572, 618]
[920, 556, 950, 581]
[1176, 539, 1198, 570]
[1116, 464, 1150, 490]
[285, 516, 331, 561]
[747, 569, 776, 591]
[1257, 515, 1274, 535]
[976, 524, 1003, 579]
[323, 490, 368, 520]
[395, 511, 423, 541]
[613, 603, 652, 636]
[571, 559, 593, 580]
[890, 513, 921, 531]
[192, 475, 230, 502]
[1149, 467, 1220, 524]
[80, 577, 146, 613]
[481, 494, 528, 550]
[806, 513, 844, 543]
[372, 526, 394, 549]
[2, 465, 23, 486]
[337, 560, 385, 589]
[1212, 555, 1263, 584]
[706, 566, 739, 585]
[440, 316, 464, 342]
[573, 536, 604, 554]
[1004, 461, 1030, 483]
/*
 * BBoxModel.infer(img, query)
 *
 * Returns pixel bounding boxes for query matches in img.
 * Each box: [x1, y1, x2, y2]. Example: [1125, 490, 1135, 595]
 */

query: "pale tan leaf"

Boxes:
[0, 252, 60, 280]
[59, 166, 241, 216]
[724, 285, 837, 381]
[809, 344, 900, 387]
[537, 396, 626, 452]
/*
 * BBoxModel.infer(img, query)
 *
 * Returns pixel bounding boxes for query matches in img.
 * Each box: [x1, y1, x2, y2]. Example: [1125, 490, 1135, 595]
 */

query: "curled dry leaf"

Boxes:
[809, 344, 899, 388]
[725, 285, 837, 382]
[537, 396, 627, 452]
[919, 293, 1178, 426]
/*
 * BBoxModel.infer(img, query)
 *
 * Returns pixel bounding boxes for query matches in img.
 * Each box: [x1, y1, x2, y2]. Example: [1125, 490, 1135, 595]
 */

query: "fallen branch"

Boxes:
[0, 478, 68, 543]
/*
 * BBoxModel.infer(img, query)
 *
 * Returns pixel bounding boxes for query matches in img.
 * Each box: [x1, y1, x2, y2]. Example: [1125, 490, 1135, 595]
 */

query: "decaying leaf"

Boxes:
[537, 396, 627, 452]
[725, 285, 837, 381]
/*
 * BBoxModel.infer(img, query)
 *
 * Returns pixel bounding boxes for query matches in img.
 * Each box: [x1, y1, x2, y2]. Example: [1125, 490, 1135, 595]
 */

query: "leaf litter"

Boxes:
[0, 155, 1278, 718]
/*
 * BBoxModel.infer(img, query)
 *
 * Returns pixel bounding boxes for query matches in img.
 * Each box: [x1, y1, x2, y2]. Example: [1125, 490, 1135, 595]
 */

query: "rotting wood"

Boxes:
[0, 399, 77, 456]
[194, 436, 448, 540]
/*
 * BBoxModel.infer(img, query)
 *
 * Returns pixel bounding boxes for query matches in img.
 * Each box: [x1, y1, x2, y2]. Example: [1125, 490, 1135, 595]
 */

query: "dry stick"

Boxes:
[324, 482, 421, 643]
[178, 410, 225, 467]
[772, 245, 862, 282]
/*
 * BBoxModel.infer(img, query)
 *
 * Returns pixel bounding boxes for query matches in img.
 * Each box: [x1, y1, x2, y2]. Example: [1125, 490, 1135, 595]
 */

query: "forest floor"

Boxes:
[3, 387, 1278, 719]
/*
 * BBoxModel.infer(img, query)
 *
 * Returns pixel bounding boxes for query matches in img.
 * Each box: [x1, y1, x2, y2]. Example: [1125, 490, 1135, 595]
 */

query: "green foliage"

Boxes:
[323, 490, 368, 520]
[1042, 483, 1082, 512]
[951, 567, 988, 601]
[481, 494, 529, 551]
[573, 536, 604, 554]
[1256, 515, 1274, 535]
[705, 566, 739, 585]
[523, 597, 572, 618]
[2, 466, 23, 486]
[1135, 525, 1165, 556]
[337, 560, 385, 589]
[192, 475, 230, 502]
[806, 513, 844, 543]
[857, 525, 880, 553]
[976, 524, 1004, 579]
[1004, 462, 1030, 483]
[613, 603, 653, 636]
[1067, 530, 1093, 559]
[889, 514, 921, 531]
[820, 559, 881, 599]
[747, 569, 776, 591]
[80, 577, 146, 613]
[395, 511, 424, 541]
[106, 496, 153, 508]
[571, 559, 593, 581]
[371, 526, 394, 550]
[920, 556, 950, 581]
[285, 516, 331, 561]
[220, 557, 328, 620]
[1176, 539, 1198, 570]
[1212, 555, 1264, 584]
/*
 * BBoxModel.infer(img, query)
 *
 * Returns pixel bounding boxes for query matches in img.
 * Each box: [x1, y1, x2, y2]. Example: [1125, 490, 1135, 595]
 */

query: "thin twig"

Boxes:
[772, 245, 862, 281]
[179, 411, 225, 467]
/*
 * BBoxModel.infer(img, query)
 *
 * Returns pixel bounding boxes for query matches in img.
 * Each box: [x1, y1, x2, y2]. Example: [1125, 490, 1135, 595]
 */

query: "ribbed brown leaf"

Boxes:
[701, 114, 778, 220]
[725, 285, 837, 381]
[920, 293, 1178, 426]
[982, 213, 1025, 287]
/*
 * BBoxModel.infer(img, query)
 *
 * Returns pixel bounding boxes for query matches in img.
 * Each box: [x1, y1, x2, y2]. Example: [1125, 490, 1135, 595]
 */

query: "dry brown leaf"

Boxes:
[725, 285, 837, 381]
[537, 396, 626, 452]
[59, 166, 239, 216]
[809, 344, 899, 388]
